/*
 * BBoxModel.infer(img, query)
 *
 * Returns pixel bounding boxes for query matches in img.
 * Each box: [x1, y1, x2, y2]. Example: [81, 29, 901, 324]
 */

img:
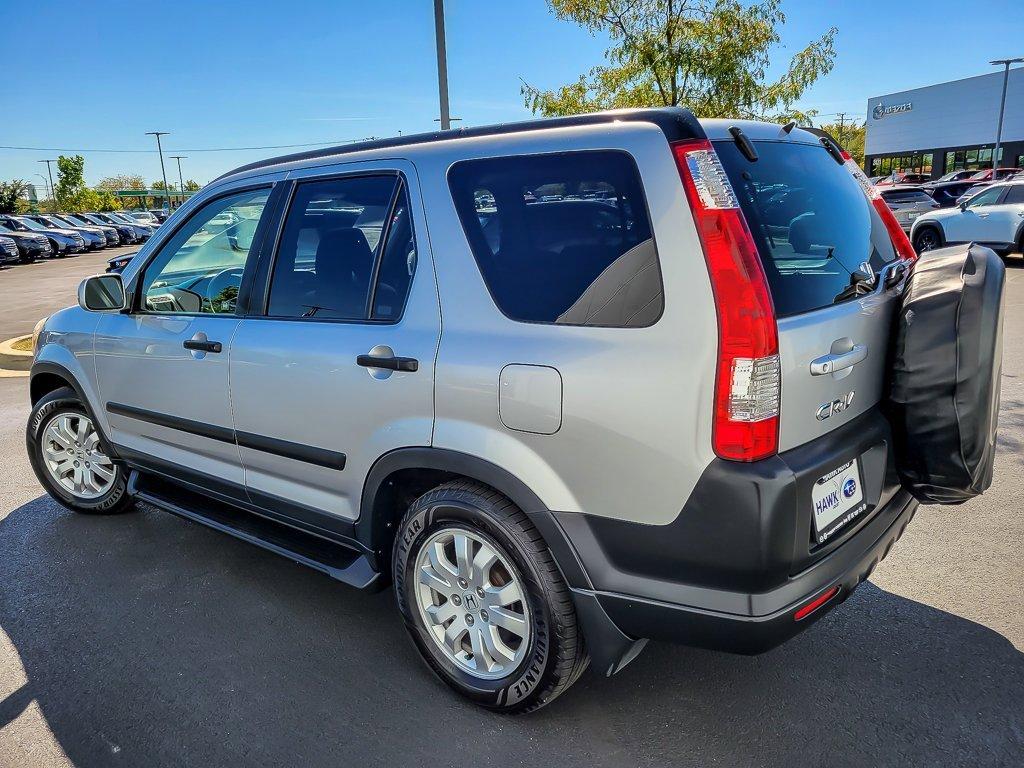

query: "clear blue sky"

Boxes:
[2, 0, 1022, 188]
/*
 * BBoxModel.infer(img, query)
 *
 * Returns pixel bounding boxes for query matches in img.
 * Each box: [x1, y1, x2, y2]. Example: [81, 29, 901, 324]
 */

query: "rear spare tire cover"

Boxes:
[889, 244, 1005, 504]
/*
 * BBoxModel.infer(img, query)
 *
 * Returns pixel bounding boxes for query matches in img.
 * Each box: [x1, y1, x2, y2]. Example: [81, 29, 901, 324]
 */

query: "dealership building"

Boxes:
[864, 67, 1023, 179]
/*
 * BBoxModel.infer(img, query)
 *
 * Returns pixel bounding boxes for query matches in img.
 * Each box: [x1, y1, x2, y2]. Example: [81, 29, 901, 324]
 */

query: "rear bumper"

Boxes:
[530, 410, 920, 668]
[589, 489, 916, 654]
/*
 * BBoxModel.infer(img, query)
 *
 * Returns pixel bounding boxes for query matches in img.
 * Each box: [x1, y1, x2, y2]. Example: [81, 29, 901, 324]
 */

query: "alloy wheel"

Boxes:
[414, 526, 531, 680]
[41, 413, 117, 500]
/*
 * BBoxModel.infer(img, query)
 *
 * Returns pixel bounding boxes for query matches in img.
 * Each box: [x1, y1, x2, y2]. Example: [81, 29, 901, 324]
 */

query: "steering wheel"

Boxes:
[205, 267, 245, 311]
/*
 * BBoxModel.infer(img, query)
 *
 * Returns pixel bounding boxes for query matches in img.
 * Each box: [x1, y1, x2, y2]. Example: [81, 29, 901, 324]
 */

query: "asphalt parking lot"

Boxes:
[0, 251, 1022, 767]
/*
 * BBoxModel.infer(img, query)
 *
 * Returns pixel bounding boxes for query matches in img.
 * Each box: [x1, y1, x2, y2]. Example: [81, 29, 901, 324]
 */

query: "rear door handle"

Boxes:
[183, 339, 222, 353]
[810, 345, 867, 376]
[356, 354, 418, 372]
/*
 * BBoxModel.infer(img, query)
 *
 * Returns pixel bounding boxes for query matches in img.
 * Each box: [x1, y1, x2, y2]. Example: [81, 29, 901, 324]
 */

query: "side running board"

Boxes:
[128, 471, 380, 590]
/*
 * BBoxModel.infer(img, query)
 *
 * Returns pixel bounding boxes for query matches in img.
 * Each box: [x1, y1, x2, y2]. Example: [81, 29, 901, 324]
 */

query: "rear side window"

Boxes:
[448, 151, 663, 326]
[715, 140, 896, 317]
[1004, 185, 1024, 205]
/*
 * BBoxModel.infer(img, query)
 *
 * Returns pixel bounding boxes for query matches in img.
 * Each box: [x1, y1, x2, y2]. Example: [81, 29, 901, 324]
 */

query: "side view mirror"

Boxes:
[78, 273, 126, 312]
[959, 201, 968, 211]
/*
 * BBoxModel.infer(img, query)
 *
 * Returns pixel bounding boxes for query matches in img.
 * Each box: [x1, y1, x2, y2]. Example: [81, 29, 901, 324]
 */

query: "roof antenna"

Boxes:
[781, 120, 797, 135]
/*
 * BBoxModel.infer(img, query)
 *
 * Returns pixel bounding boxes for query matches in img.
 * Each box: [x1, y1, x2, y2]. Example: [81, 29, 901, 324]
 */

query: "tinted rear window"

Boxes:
[881, 189, 934, 204]
[448, 151, 662, 326]
[715, 140, 896, 317]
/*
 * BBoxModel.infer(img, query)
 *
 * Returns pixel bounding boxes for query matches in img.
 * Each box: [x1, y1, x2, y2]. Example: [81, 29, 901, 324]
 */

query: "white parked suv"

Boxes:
[26, 109, 1002, 712]
[910, 180, 1024, 254]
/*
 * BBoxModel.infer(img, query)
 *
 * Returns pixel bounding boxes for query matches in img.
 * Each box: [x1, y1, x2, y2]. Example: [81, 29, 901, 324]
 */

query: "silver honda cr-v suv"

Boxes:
[27, 108, 952, 712]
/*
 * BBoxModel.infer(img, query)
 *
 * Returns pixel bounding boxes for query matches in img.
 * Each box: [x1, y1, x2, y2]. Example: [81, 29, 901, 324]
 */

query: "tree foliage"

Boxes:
[184, 179, 201, 192]
[819, 118, 865, 166]
[0, 180, 28, 214]
[52, 155, 122, 212]
[523, 0, 836, 123]
[97, 174, 146, 191]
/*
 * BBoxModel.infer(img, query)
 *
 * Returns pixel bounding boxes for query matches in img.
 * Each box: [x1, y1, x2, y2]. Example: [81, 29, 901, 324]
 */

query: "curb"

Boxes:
[0, 335, 33, 374]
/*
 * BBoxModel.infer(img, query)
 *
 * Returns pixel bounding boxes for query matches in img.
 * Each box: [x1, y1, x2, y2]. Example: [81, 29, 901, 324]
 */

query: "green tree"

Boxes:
[95, 190, 123, 211]
[97, 174, 146, 191]
[522, 0, 837, 123]
[183, 179, 201, 192]
[54, 155, 88, 211]
[0, 180, 28, 214]
[819, 118, 865, 166]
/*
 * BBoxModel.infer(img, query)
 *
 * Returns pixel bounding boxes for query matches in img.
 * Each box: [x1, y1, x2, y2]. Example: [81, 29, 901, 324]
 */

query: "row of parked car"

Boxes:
[868, 167, 1024, 252]
[0, 210, 166, 267]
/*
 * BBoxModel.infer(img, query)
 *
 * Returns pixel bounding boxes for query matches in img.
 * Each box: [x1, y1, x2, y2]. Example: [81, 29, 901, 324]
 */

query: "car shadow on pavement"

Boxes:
[1, 495, 1021, 768]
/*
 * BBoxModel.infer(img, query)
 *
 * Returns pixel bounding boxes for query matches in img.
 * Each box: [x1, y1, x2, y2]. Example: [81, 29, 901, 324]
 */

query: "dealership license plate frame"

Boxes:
[811, 459, 867, 545]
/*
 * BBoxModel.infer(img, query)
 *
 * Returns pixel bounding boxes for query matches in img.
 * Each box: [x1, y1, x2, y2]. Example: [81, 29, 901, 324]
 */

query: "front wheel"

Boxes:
[393, 480, 588, 713]
[26, 387, 134, 514]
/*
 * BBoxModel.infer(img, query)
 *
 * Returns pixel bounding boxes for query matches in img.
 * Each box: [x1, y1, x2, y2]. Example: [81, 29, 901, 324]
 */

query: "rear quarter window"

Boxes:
[714, 140, 896, 317]
[448, 151, 663, 327]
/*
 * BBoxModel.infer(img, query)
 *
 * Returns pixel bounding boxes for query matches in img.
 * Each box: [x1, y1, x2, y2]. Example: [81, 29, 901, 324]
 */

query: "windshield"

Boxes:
[1, 218, 30, 231]
[715, 139, 896, 317]
[63, 215, 90, 226]
[0, 225, 12, 234]
[16, 217, 47, 231]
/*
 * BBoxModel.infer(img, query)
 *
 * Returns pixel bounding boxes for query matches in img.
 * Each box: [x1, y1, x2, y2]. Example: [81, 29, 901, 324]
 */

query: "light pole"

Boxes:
[38, 159, 56, 211]
[34, 174, 50, 210]
[433, 0, 451, 130]
[169, 156, 187, 208]
[146, 131, 171, 211]
[990, 58, 1023, 176]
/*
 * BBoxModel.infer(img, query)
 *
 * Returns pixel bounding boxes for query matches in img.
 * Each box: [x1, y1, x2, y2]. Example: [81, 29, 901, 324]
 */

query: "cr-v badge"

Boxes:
[816, 391, 855, 421]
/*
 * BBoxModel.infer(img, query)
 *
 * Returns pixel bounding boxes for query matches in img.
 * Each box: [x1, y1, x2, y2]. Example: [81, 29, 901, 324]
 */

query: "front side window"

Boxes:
[139, 188, 270, 314]
[268, 175, 416, 321]
[448, 151, 662, 327]
[966, 187, 1004, 208]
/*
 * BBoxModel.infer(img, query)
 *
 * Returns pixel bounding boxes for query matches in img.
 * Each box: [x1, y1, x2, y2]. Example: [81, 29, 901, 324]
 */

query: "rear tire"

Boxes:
[393, 480, 588, 713]
[26, 387, 134, 515]
[912, 225, 943, 254]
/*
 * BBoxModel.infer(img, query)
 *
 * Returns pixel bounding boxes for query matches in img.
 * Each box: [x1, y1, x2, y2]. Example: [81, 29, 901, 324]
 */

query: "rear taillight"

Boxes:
[673, 139, 780, 462]
[841, 152, 917, 263]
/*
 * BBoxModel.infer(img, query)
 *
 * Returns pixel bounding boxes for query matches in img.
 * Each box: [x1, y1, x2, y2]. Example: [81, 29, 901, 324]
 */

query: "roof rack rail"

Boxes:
[214, 107, 703, 183]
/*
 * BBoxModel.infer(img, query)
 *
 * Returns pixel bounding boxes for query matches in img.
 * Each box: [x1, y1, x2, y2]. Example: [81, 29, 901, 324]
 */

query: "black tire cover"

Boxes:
[888, 244, 1005, 504]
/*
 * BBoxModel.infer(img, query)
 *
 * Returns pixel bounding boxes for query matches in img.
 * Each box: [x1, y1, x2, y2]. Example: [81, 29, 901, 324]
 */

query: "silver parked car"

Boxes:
[26, 108, 1000, 713]
[878, 185, 939, 231]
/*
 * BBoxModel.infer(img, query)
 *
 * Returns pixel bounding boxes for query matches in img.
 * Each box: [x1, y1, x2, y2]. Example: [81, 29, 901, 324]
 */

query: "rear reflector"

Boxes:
[793, 586, 840, 621]
[841, 152, 917, 263]
[673, 139, 780, 462]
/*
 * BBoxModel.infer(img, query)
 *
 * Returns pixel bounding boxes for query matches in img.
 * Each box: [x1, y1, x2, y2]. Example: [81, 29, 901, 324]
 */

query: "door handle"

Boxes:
[183, 339, 222, 353]
[977, 213, 989, 218]
[357, 354, 418, 372]
[810, 345, 867, 376]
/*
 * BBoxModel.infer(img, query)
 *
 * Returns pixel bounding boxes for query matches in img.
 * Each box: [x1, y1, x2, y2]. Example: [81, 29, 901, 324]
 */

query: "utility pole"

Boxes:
[146, 131, 171, 211]
[38, 160, 56, 211]
[169, 156, 187, 208]
[434, 0, 451, 130]
[835, 113, 848, 148]
[990, 58, 1023, 176]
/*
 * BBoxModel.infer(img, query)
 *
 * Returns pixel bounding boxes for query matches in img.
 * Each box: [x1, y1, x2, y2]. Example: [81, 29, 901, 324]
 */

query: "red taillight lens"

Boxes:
[872, 197, 917, 262]
[840, 151, 917, 263]
[673, 139, 780, 462]
[793, 586, 840, 621]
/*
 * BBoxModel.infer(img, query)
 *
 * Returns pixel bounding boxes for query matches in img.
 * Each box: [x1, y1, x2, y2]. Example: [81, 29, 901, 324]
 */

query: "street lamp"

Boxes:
[990, 58, 1023, 176]
[38, 159, 56, 211]
[145, 131, 172, 211]
[434, 0, 452, 130]
[169, 156, 187, 208]
[34, 174, 50, 210]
